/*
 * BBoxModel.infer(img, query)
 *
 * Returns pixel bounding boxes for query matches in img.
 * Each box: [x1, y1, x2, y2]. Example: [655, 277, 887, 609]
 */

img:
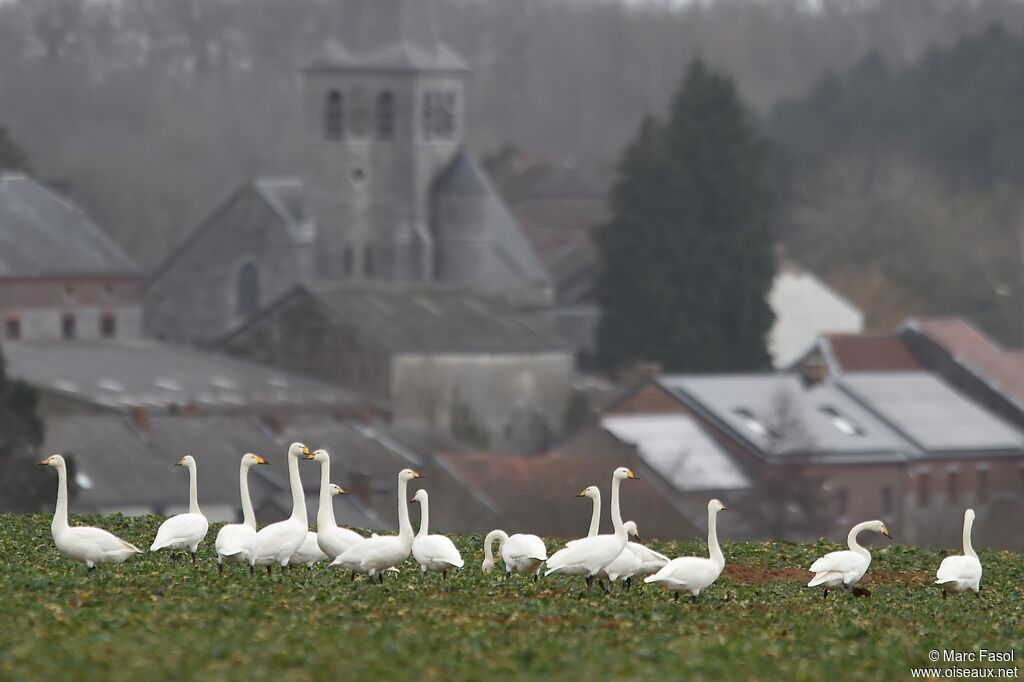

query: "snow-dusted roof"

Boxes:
[769, 268, 864, 368]
[602, 414, 750, 491]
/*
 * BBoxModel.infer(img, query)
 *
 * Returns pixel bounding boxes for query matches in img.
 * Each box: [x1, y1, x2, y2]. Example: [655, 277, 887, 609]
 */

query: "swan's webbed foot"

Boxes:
[851, 586, 871, 598]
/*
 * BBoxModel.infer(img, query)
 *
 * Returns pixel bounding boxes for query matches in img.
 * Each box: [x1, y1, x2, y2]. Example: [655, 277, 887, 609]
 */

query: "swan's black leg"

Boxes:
[598, 579, 609, 594]
[366, 574, 374, 584]
[87, 565, 95, 577]
[822, 589, 829, 601]
[625, 577, 633, 591]
[942, 589, 947, 600]
[443, 569, 448, 581]
[534, 572, 539, 583]
[284, 564, 290, 575]
[974, 589, 982, 600]
[249, 564, 255, 576]
[673, 592, 679, 603]
[691, 595, 698, 604]
[191, 552, 197, 567]
[350, 571, 356, 582]
[217, 561, 223, 575]
[585, 575, 594, 592]
[266, 565, 273, 576]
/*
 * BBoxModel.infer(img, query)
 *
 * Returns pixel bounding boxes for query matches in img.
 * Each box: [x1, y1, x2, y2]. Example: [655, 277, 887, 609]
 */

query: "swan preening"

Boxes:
[935, 508, 982, 599]
[332, 468, 422, 583]
[645, 499, 727, 602]
[150, 455, 209, 564]
[215, 453, 269, 575]
[410, 489, 464, 578]
[545, 467, 639, 590]
[39, 454, 142, 573]
[808, 519, 891, 599]
[482, 530, 547, 579]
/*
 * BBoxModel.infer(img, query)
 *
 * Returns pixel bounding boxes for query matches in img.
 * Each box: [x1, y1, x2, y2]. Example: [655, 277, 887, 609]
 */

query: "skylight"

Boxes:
[819, 405, 865, 436]
[732, 407, 768, 436]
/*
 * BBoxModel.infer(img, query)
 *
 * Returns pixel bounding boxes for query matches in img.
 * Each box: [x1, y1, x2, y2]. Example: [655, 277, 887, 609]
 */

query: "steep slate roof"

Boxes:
[300, 282, 569, 354]
[253, 177, 314, 245]
[601, 414, 751, 491]
[658, 374, 913, 463]
[836, 371, 1024, 456]
[0, 174, 138, 278]
[4, 338, 364, 413]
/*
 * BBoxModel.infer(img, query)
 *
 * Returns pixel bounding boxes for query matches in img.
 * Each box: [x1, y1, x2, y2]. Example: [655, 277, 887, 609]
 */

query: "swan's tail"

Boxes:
[807, 571, 842, 587]
[219, 548, 245, 558]
[934, 577, 957, 585]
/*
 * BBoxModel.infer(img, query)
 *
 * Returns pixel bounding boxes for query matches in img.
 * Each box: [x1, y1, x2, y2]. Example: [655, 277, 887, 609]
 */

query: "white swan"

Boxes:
[410, 489, 464, 579]
[644, 499, 727, 602]
[564, 485, 601, 547]
[38, 455, 141, 573]
[599, 521, 643, 583]
[935, 509, 983, 599]
[252, 442, 312, 574]
[150, 455, 209, 565]
[289, 531, 329, 568]
[481, 530, 548, 579]
[544, 467, 638, 590]
[807, 519, 890, 599]
[309, 449, 365, 558]
[215, 453, 269, 575]
[332, 468, 422, 582]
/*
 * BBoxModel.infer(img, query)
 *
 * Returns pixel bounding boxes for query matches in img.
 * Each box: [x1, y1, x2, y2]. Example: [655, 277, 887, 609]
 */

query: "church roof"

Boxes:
[434, 151, 490, 196]
[305, 0, 468, 73]
[0, 174, 138, 278]
[288, 282, 570, 355]
[253, 177, 314, 244]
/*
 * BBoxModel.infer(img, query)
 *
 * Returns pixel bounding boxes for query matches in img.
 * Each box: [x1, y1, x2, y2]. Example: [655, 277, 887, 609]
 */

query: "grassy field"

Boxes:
[1, 514, 1021, 681]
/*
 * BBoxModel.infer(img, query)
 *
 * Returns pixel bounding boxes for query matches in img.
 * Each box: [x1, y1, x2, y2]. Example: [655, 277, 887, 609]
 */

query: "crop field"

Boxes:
[1, 514, 1021, 681]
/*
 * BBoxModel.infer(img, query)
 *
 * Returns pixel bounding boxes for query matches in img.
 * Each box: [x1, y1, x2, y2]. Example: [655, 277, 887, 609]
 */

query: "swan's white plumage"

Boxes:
[253, 443, 312, 568]
[410, 489, 464, 574]
[482, 530, 547, 576]
[39, 454, 142, 568]
[807, 519, 890, 592]
[935, 509, 982, 595]
[215, 453, 268, 569]
[644, 499, 727, 598]
[599, 521, 643, 582]
[332, 469, 422, 577]
[150, 455, 209, 555]
[626, 542, 670, 578]
[309, 450, 365, 558]
[545, 468, 638, 579]
[290, 531, 329, 567]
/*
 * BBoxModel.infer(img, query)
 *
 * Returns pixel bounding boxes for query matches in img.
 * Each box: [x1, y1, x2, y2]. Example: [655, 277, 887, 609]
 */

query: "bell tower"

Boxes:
[302, 0, 469, 282]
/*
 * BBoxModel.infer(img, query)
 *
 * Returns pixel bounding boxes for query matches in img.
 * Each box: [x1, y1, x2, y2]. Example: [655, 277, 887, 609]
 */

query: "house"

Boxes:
[0, 174, 142, 342]
[219, 282, 573, 453]
[144, 0, 550, 347]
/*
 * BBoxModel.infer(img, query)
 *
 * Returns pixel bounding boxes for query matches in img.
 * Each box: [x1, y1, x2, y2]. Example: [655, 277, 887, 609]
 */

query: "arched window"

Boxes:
[325, 90, 344, 140]
[238, 262, 261, 316]
[376, 91, 395, 140]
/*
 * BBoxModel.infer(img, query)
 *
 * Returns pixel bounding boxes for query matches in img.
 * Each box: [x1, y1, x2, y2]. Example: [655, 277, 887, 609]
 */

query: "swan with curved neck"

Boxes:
[38, 454, 142, 573]
[150, 455, 209, 565]
[332, 468, 422, 582]
[935, 509, 983, 598]
[309, 449, 365, 558]
[544, 467, 638, 591]
[215, 453, 269, 574]
[645, 499, 727, 602]
[807, 519, 891, 599]
[411, 489, 464, 579]
[252, 442, 312, 574]
[482, 530, 548, 578]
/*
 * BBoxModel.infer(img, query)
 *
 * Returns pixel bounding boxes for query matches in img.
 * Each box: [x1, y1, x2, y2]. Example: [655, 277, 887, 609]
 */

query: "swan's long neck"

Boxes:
[707, 506, 724, 567]
[484, 530, 508, 563]
[847, 521, 873, 559]
[587, 492, 601, 537]
[962, 514, 977, 559]
[239, 462, 256, 530]
[397, 477, 413, 543]
[288, 453, 306, 523]
[415, 494, 429, 538]
[316, 458, 336, 531]
[610, 475, 626, 539]
[186, 460, 201, 515]
[52, 461, 69, 533]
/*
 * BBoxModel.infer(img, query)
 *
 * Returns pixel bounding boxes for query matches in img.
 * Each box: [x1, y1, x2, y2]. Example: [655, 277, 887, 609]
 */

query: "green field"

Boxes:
[1, 514, 1021, 681]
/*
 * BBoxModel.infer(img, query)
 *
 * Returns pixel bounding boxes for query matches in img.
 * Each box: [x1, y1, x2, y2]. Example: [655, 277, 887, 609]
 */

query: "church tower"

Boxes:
[302, 0, 469, 282]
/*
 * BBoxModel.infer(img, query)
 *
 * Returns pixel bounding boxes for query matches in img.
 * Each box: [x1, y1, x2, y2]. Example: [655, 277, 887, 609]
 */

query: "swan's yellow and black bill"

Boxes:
[412, 471, 424, 478]
[301, 446, 311, 456]
[176, 456, 188, 466]
[882, 526, 892, 539]
[721, 503, 729, 510]
[335, 486, 347, 494]
[626, 469, 639, 480]
[576, 489, 589, 497]
[255, 455, 268, 465]
[38, 456, 52, 465]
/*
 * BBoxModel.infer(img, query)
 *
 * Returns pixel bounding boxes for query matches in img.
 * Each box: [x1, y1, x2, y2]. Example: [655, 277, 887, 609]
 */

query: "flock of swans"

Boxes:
[37, 443, 984, 602]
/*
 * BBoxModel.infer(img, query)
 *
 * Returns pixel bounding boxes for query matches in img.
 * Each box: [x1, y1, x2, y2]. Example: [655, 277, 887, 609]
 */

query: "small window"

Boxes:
[325, 90, 344, 140]
[364, 246, 375, 277]
[976, 467, 989, 502]
[880, 486, 892, 515]
[237, 262, 261, 316]
[4, 317, 21, 340]
[376, 91, 394, 140]
[440, 91, 456, 138]
[100, 314, 116, 339]
[917, 471, 930, 508]
[946, 470, 958, 502]
[62, 314, 76, 340]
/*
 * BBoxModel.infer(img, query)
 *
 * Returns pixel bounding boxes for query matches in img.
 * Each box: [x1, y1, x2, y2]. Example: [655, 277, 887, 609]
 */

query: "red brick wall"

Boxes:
[0, 276, 142, 308]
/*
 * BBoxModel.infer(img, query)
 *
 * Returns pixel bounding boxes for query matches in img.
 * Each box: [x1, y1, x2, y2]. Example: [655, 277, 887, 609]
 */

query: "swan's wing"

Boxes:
[809, 550, 862, 575]
[508, 534, 548, 561]
[413, 535, 464, 568]
[545, 535, 622, 575]
[628, 542, 670, 564]
[150, 513, 208, 551]
[643, 556, 718, 588]
[290, 532, 328, 564]
[68, 526, 142, 554]
[935, 555, 982, 583]
[215, 524, 256, 555]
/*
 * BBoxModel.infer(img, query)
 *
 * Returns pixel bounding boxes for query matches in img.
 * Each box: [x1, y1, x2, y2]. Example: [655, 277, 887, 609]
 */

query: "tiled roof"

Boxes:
[0, 174, 138, 278]
[823, 334, 922, 373]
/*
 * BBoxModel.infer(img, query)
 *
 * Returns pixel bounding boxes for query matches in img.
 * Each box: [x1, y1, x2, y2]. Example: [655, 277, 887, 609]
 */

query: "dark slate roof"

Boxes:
[434, 152, 490, 196]
[4, 338, 366, 413]
[0, 174, 138, 278]
[300, 282, 570, 354]
[305, 0, 467, 72]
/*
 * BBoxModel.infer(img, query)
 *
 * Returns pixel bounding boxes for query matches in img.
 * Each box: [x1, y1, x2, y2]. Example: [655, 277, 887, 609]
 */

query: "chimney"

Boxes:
[799, 358, 829, 388]
[130, 406, 151, 433]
